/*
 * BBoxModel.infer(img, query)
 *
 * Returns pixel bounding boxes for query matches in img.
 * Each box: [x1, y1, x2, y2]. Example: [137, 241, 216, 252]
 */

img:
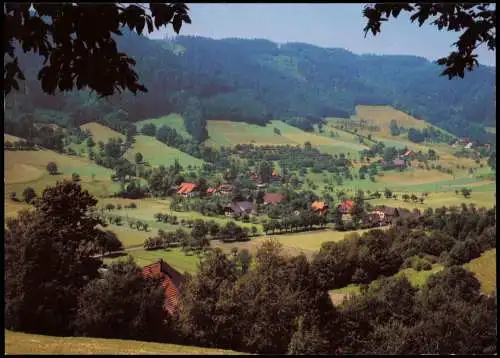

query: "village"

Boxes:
[172, 165, 418, 229]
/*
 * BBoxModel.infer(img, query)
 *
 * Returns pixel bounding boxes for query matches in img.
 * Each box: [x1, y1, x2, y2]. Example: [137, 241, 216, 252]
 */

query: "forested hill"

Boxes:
[5, 32, 496, 142]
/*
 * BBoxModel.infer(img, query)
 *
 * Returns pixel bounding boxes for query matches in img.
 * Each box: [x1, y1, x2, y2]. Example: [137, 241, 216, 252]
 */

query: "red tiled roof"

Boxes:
[177, 182, 198, 194]
[342, 200, 354, 209]
[143, 260, 184, 315]
[264, 193, 285, 204]
[312, 200, 328, 211]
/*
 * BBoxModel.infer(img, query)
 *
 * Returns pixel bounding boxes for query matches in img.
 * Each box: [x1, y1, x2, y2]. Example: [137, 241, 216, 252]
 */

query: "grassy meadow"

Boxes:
[328, 263, 445, 306]
[123, 135, 204, 168]
[465, 248, 496, 295]
[5, 330, 241, 355]
[80, 122, 125, 142]
[211, 227, 386, 258]
[104, 248, 200, 274]
[4, 149, 120, 199]
[136, 113, 192, 139]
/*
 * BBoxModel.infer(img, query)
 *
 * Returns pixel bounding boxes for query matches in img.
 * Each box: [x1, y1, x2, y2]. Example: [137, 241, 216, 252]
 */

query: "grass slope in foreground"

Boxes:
[5, 330, 241, 355]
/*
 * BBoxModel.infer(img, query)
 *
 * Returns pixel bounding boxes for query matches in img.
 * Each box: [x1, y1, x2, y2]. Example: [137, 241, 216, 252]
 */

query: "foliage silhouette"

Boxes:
[4, 3, 191, 97]
[363, 3, 496, 78]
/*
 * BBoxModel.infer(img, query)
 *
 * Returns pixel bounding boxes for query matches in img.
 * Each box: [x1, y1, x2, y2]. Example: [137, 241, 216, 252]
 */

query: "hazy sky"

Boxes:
[148, 3, 495, 67]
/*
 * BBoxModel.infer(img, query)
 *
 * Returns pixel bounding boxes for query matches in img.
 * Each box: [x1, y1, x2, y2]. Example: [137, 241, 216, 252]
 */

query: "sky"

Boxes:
[148, 3, 495, 67]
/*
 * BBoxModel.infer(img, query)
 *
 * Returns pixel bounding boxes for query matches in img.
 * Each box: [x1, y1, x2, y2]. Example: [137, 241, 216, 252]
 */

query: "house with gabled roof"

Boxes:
[224, 201, 253, 217]
[142, 259, 184, 315]
[312, 200, 329, 215]
[176, 182, 198, 197]
[263, 192, 286, 205]
[337, 199, 354, 215]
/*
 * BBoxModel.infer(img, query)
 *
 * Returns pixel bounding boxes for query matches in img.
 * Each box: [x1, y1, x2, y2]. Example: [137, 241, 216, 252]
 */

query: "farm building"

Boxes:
[372, 206, 400, 223]
[142, 259, 184, 315]
[224, 201, 254, 217]
[177, 182, 198, 197]
[383, 157, 406, 169]
[270, 170, 281, 183]
[337, 200, 354, 215]
[312, 200, 329, 215]
[219, 184, 234, 195]
[206, 184, 234, 197]
[206, 187, 219, 196]
[263, 192, 286, 205]
[393, 158, 406, 168]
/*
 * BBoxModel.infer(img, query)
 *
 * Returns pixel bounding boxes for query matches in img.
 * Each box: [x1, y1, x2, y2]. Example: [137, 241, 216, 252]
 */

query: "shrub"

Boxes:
[46, 162, 59, 175]
[22, 187, 37, 204]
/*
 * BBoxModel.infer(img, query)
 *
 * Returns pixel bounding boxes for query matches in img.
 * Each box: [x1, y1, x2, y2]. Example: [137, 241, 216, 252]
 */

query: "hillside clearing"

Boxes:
[4, 149, 119, 198]
[206, 119, 366, 155]
[379, 170, 454, 186]
[328, 264, 445, 306]
[136, 114, 192, 139]
[5, 330, 241, 355]
[207, 120, 295, 146]
[4, 133, 25, 143]
[124, 135, 204, 168]
[80, 122, 125, 142]
[367, 191, 495, 209]
[464, 249, 496, 295]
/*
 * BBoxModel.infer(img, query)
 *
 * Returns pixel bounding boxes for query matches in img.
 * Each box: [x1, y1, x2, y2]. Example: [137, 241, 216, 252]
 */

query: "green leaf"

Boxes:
[172, 15, 182, 34]
[12, 80, 20, 91]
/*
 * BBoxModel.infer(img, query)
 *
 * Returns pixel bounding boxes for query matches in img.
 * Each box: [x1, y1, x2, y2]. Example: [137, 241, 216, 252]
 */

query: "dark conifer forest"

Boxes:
[5, 32, 496, 142]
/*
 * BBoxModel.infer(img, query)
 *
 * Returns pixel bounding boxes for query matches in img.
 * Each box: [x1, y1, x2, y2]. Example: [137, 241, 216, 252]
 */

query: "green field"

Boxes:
[328, 264, 445, 305]
[206, 120, 295, 147]
[465, 248, 496, 295]
[80, 122, 125, 143]
[211, 227, 385, 258]
[104, 248, 200, 274]
[124, 135, 204, 168]
[136, 113, 192, 139]
[205, 119, 366, 155]
[98, 197, 264, 239]
[5, 330, 241, 355]
[4, 149, 120, 199]
[4, 133, 25, 143]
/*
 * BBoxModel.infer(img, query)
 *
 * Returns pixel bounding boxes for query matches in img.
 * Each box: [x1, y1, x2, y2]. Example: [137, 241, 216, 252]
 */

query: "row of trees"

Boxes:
[262, 211, 328, 234]
[4, 140, 37, 151]
[144, 218, 258, 252]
